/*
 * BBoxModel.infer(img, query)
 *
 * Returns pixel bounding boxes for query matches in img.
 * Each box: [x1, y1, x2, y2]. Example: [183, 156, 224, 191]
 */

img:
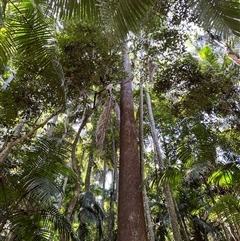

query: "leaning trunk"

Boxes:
[145, 85, 182, 241]
[117, 46, 147, 241]
[139, 79, 155, 241]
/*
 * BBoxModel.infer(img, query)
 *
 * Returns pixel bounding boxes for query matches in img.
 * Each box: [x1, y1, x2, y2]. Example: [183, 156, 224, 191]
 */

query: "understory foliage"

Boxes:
[0, 0, 240, 240]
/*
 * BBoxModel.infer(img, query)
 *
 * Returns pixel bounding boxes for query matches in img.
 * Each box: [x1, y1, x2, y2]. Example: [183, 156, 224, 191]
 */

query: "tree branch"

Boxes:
[0, 110, 62, 162]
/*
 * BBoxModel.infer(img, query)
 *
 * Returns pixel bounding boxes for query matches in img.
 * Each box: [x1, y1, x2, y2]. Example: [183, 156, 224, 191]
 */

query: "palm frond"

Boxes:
[208, 162, 240, 188]
[7, 207, 79, 241]
[164, 165, 183, 188]
[96, 97, 112, 150]
[46, 0, 154, 38]
[0, 137, 74, 210]
[0, 27, 14, 71]
[190, 0, 240, 38]
[1, 1, 66, 104]
[42, 206, 79, 241]
[23, 177, 60, 204]
[46, 0, 100, 20]
[210, 194, 240, 224]
[112, 0, 154, 37]
[5, 2, 57, 66]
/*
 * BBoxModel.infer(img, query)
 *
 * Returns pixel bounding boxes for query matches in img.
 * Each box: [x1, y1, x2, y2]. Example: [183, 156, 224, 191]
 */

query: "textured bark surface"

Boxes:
[117, 48, 147, 241]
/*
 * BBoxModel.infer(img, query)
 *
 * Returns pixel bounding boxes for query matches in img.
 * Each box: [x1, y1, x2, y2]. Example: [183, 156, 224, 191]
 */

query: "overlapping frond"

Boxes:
[190, 0, 240, 38]
[45, 0, 155, 38]
[47, 0, 100, 20]
[0, 1, 66, 103]
[101, 0, 155, 38]
[8, 207, 79, 241]
[6, 2, 58, 67]
[210, 194, 240, 224]
[0, 136, 77, 240]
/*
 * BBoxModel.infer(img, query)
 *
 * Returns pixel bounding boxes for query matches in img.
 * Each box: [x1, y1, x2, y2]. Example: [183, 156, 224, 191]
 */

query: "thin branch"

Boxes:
[66, 106, 97, 221]
[0, 109, 62, 162]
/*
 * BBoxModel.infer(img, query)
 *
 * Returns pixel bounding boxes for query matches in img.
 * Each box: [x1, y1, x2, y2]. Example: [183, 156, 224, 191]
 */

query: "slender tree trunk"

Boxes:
[139, 79, 155, 241]
[108, 138, 117, 240]
[117, 45, 147, 241]
[145, 85, 182, 241]
[85, 152, 94, 192]
[66, 108, 94, 221]
[102, 157, 107, 208]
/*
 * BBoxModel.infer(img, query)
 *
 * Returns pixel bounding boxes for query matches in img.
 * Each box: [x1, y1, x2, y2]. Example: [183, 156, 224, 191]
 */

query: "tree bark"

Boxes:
[145, 85, 182, 241]
[117, 45, 147, 241]
[139, 79, 155, 241]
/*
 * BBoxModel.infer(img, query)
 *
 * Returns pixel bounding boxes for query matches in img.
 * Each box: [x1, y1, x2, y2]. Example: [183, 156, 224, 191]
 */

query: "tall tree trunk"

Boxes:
[139, 79, 155, 241]
[117, 45, 147, 241]
[145, 85, 182, 241]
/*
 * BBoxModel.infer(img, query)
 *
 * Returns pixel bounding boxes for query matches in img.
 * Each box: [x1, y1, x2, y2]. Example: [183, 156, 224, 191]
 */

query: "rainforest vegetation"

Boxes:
[0, 0, 240, 240]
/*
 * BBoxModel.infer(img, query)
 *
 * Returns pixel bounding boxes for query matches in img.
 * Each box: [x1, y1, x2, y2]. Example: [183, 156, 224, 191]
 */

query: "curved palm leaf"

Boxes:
[0, 136, 76, 239]
[7, 207, 79, 241]
[1, 1, 65, 105]
[210, 194, 240, 224]
[208, 162, 240, 188]
[44, 0, 155, 38]
[1, 0, 155, 39]
[190, 0, 240, 38]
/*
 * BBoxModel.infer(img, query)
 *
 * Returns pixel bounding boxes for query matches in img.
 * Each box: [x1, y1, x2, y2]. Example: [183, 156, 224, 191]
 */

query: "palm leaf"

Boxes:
[190, 0, 240, 38]
[210, 194, 240, 224]
[208, 162, 240, 188]
[1, 1, 65, 102]
[8, 207, 79, 241]
[0, 136, 78, 240]
[1, 137, 74, 208]
[5, 1, 57, 66]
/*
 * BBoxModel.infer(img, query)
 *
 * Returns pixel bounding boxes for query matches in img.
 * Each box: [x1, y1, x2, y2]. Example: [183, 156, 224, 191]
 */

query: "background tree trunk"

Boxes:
[107, 137, 118, 240]
[85, 152, 94, 192]
[145, 85, 182, 241]
[117, 45, 147, 241]
[139, 79, 155, 241]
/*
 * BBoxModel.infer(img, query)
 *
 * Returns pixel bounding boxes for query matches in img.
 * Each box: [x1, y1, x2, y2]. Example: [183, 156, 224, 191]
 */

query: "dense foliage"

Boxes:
[0, 0, 240, 240]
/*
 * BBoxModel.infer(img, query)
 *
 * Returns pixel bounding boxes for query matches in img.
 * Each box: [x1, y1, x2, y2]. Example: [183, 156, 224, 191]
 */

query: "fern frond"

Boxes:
[96, 97, 112, 150]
